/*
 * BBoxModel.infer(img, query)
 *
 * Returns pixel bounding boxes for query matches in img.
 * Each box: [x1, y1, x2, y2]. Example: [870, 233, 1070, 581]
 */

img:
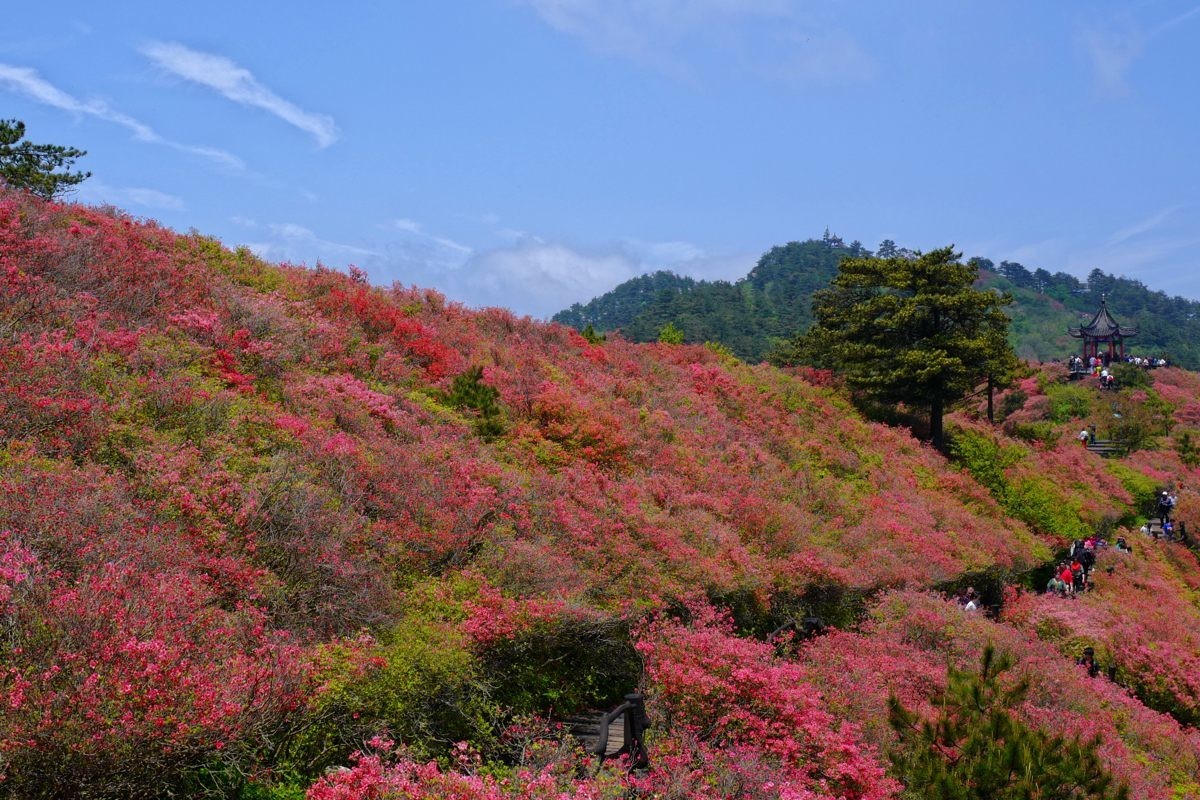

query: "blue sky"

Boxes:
[3, 1, 1199, 318]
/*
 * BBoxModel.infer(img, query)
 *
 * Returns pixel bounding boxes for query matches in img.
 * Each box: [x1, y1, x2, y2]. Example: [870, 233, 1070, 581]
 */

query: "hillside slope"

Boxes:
[2, 190, 1199, 798]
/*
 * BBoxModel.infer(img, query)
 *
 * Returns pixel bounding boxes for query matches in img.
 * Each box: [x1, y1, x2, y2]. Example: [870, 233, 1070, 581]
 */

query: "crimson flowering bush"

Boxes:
[6, 188, 1200, 795]
[306, 739, 613, 800]
[799, 591, 1200, 799]
[0, 330, 102, 455]
[0, 531, 310, 795]
[1003, 543, 1200, 726]
[635, 601, 899, 800]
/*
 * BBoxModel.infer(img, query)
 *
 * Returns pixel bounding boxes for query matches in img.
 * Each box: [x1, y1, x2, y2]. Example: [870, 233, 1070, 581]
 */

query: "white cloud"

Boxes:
[245, 222, 378, 262]
[519, 0, 871, 83]
[1080, 5, 1200, 95]
[1108, 206, 1180, 246]
[623, 237, 705, 265]
[141, 41, 338, 148]
[389, 218, 424, 234]
[77, 180, 184, 211]
[1080, 25, 1142, 96]
[0, 63, 243, 169]
[453, 241, 640, 317]
[230, 216, 745, 319]
[997, 225, 1200, 301]
[377, 231, 749, 317]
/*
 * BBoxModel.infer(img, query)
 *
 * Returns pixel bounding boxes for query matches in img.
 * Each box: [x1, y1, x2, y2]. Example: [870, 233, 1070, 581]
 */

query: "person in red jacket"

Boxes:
[1060, 564, 1076, 595]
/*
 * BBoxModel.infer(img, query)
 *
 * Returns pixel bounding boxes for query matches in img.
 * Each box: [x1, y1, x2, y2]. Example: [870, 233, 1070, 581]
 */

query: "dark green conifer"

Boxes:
[888, 645, 1129, 800]
[781, 247, 1015, 450]
[0, 119, 90, 199]
[446, 366, 506, 441]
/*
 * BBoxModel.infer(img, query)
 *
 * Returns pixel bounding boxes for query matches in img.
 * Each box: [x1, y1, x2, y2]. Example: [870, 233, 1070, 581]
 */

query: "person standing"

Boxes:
[1077, 647, 1100, 678]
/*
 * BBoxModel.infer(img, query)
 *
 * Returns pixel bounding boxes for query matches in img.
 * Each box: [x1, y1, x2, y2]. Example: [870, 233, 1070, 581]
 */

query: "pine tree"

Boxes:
[0, 119, 90, 199]
[445, 366, 506, 440]
[783, 247, 1015, 451]
[888, 645, 1129, 800]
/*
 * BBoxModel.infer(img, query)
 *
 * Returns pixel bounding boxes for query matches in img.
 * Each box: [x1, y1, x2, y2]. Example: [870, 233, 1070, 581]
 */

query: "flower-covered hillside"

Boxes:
[3, 188, 1199, 797]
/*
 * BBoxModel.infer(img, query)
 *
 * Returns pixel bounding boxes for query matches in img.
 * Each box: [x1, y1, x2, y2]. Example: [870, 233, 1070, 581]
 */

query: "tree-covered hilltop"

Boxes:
[555, 239, 1200, 369]
[979, 261, 1200, 367]
[553, 237, 866, 361]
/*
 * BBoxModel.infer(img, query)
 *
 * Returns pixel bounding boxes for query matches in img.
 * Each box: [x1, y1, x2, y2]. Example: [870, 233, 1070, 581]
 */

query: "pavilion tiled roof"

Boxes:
[1068, 297, 1138, 339]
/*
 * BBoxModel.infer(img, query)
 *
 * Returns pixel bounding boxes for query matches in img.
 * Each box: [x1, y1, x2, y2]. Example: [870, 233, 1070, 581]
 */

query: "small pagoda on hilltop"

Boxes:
[1068, 295, 1137, 362]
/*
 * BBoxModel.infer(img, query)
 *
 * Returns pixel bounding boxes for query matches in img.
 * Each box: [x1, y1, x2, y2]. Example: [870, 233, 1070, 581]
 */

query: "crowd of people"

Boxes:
[1050, 487, 1192, 684]
[1125, 355, 1169, 368]
[1066, 354, 1170, 385]
[1045, 536, 1104, 596]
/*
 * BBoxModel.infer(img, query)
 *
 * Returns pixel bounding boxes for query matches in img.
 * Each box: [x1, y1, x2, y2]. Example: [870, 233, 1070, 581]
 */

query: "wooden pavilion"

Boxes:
[1068, 296, 1137, 362]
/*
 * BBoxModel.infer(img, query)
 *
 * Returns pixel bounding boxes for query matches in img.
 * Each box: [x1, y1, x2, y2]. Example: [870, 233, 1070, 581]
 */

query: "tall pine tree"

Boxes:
[779, 247, 1015, 451]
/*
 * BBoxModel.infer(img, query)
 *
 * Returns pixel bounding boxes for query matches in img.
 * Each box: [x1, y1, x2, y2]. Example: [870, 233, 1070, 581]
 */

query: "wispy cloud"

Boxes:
[1081, 4, 1200, 95]
[1153, 4, 1200, 35]
[77, 180, 184, 211]
[243, 222, 378, 263]
[1080, 24, 1143, 95]
[0, 63, 243, 169]
[388, 218, 425, 235]
[519, 0, 871, 84]
[1108, 205, 1180, 246]
[141, 41, 338, 148]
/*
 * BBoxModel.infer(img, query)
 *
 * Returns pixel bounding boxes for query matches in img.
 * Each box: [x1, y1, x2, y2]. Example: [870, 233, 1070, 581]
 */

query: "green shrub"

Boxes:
[1044, 384, 1092, 423]
[481, 616, 639, 717]
[1111, 362, 1150, 389]
[286, 592, 499, 777]
[949, 427, 1088, 538]
[1006, 476, 1090, 540]
[948, 427, 1021, 496]
[657, 322, 684, 345]
[1007, 421, 1060, 445]
[1177, 430, 1200, 467]
[445, 366, 506, 441]
[580, 324, 606, 344]
[996, 388, 1027, 422]
[1106, 462, 1160, 519]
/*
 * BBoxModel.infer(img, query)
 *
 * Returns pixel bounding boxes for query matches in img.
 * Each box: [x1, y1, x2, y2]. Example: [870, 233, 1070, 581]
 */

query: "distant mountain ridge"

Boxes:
[553, 237, 1200, 369]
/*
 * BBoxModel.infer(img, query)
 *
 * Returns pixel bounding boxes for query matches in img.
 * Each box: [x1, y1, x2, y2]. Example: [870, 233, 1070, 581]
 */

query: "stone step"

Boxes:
[1086, 440, 1120, 457]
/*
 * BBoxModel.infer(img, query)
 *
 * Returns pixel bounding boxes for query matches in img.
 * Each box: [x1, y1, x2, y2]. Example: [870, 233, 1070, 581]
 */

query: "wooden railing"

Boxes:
[567, 693, 650, 772]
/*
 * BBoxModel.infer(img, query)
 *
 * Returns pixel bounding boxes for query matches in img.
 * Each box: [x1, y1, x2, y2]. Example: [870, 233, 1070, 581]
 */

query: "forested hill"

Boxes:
[980, 261, 1200, 366]
[553, 238, 862, 361]
[554, 238, 1200, 369]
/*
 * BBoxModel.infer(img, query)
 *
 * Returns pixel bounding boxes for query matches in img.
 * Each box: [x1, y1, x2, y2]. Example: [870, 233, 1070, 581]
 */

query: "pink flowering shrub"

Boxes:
[306, 739, 611, 800]
[1003, 543, 1200, 726]
[800, 590, 1200, 799]
[7, 187, 1200, 796]
[635, 602, 899, 799]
